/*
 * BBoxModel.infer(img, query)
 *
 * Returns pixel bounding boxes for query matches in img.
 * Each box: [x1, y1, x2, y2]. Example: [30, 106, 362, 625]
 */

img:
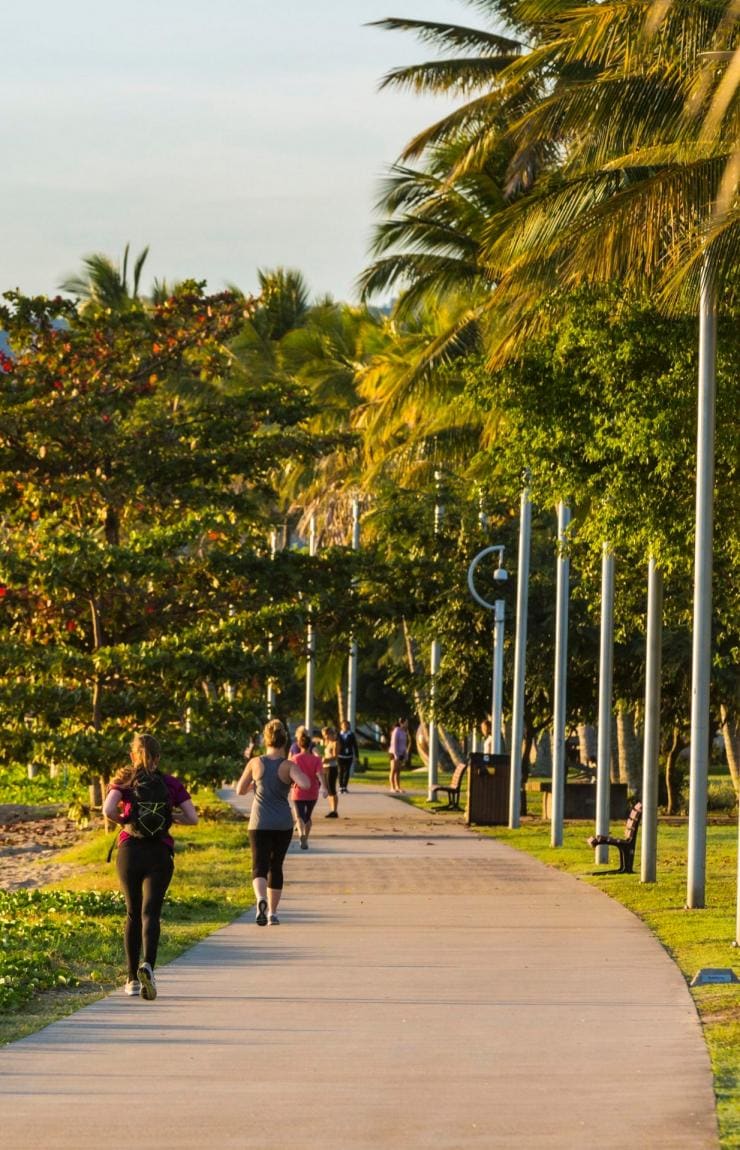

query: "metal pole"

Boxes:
[346, 499, 361, 731]
[266, 529, 277, 720]
[428, 473, 443, 799]
[641, 559, 663, 883]
[304, 515, 317, 733]
[427, 640, 442, 799]
[509, 487, 531, 828]
[687, 256, 717, 909]
[594, 545, 615, 864]
[492, 601, 505, 754]
[551, 502, 570, 847]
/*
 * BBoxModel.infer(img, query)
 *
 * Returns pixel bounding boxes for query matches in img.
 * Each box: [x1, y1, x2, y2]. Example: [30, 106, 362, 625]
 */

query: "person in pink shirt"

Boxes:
[389, 718, 409, 793]
[290, 730, 326, 849]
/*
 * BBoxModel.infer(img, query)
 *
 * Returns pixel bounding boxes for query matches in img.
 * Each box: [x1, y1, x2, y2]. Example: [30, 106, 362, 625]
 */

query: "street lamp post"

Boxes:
[595, 544, 615, 864]
[551, 502, 571, 848]
[508, 485, 531, 828]
[266, 528, 278, 720]
[427, 473, 444, 800]
[304, 515, 317, 733]
[687, 254, 717, 910]
[468, 544, 508, 756]
[346, 498, 361, 732]
[641, 558, 663, 884]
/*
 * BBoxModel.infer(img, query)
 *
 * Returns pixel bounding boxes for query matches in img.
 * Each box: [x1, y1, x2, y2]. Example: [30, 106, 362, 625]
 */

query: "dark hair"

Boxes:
[299, 731, 312, 750]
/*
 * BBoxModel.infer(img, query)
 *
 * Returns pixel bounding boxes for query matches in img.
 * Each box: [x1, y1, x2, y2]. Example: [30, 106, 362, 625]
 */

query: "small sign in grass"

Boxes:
[691, 968, 739, 987]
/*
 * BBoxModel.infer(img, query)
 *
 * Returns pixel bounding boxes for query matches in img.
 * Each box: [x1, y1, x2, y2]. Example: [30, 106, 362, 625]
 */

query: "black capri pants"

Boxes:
[324, 763, 339, 798]
[249, 828, 293, 889]
[116, 837, 174, 977]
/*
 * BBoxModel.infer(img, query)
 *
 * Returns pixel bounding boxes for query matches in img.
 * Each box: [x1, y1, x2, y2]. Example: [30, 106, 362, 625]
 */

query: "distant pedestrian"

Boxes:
[244, 731, 261, 762]
[337, 719, 358, 793]
[103, 733, 198, 1001]
[481, 719, 494, 754]
[290, 730, 327, 848]
[289, 724, 310, 757]
[236, 719, 310, 925]
[389, 718, 408, 793]
[321, 726, 340, 818]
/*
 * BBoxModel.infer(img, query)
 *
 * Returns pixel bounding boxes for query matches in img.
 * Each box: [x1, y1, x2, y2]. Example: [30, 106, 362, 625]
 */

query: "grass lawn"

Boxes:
[0, 794, 252, 1046]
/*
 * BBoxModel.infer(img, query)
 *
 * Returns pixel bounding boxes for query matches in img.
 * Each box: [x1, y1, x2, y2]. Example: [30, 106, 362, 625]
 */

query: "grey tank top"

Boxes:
[248, 755, 293, 831]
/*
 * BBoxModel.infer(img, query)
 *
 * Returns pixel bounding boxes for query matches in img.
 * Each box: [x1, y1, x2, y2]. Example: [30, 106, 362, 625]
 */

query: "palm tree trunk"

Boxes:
[88, 597, 108, 822]
[610, 717, 621, 784]
[720, 703, 740, 799]
[665, 727, 687, 816]
[535, 729, 552, 776]
[577, 724, 597, 766]
[617, 707, 641, 796]
[336, 680, 346, 726]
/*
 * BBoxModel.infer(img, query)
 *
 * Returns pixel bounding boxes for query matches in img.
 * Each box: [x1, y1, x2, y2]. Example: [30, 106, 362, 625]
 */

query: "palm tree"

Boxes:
[60, 244, 151, 310]
[372, 0, 738, 908]
[370, 2, 738, 352]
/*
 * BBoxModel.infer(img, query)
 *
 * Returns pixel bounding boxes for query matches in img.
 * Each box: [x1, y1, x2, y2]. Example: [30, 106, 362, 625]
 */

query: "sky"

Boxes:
[1, 0, 483, 305]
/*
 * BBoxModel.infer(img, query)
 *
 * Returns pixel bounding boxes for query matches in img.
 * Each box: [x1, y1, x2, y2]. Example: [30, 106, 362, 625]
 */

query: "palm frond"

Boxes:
[369, 17, 521, 57]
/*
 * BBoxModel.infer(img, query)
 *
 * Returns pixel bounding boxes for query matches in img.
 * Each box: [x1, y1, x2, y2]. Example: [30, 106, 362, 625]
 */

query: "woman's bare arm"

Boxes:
[236, 759, 257, 795]
[288, 761, 311, 791]
[170, 799, 198, 825]
[102, 788, 125, 824]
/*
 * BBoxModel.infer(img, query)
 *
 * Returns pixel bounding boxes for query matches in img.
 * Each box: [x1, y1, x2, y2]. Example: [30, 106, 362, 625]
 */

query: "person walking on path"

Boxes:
[321, 725, 340, 818]
[337, 719, 358, 794]
[290, 730, 327, 849]
[388, 718, 408, 793]
[103, 732, 198, 1001]
[236, 719, 310, 925]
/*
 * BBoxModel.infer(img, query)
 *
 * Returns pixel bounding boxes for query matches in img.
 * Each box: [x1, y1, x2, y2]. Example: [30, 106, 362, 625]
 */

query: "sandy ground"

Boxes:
[0, 805, 86, 890]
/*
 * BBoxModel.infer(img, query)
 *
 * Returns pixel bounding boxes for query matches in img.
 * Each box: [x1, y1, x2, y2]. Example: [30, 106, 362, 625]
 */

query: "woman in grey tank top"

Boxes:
[236, 719, 310, 925]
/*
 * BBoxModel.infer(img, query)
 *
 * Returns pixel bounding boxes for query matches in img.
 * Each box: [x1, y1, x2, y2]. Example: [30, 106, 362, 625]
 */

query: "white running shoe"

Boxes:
[138, 963, 157, 1001]
[124, 979, 140, 997]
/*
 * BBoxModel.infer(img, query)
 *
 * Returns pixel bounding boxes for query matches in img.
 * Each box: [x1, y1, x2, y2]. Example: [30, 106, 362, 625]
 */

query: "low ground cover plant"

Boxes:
[0, 796, 252, 1045]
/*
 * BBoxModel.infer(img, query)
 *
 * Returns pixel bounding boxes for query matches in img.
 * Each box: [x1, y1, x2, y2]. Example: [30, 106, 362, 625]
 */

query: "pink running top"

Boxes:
[291, 751, 323, 800]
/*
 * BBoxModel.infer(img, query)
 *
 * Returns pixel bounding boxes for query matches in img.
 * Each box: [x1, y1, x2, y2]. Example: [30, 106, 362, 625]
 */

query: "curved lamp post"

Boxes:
[467, 545, 508, 754]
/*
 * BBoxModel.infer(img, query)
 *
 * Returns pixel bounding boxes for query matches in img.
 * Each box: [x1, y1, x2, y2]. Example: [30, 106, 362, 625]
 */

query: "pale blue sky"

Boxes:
[1, 0, 483, 303]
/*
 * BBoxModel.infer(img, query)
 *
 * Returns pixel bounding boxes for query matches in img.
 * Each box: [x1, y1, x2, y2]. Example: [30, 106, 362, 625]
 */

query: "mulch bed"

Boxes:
[0, 805, 88, 891]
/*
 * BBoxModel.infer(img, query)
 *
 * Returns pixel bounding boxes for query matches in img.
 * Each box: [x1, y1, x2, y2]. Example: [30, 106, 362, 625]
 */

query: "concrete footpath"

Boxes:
[0, 787, 718, 1149]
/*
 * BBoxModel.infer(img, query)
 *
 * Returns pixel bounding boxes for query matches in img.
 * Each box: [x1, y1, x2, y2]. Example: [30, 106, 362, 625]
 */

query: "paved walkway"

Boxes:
[0, 787, 718, 1149]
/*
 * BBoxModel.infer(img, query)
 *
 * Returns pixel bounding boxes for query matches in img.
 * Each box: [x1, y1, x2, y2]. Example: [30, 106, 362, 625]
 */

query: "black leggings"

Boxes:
[116, 838, 174, 978]
[338, 757, 353, 789]
[249, 829, 293, 889]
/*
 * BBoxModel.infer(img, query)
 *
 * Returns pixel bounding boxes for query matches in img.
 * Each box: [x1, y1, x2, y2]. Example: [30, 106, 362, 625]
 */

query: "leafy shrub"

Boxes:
[0, 889, 125, 1011]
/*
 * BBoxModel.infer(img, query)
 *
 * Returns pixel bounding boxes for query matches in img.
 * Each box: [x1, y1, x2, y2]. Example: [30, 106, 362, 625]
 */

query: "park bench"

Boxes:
[430, 762, 467, 810]
[587, 801, 642, 873]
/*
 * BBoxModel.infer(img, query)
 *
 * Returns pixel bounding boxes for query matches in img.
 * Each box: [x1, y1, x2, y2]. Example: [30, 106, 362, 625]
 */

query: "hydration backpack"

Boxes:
[125, 769, 173, 839]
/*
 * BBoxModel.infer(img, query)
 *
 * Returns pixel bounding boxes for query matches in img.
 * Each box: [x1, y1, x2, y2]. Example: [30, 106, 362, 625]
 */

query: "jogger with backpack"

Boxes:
[103, 733, 198, 1000]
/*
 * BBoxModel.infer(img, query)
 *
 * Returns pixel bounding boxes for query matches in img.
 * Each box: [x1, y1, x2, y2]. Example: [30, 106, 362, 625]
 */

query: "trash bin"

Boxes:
[465, 752, 510, 825]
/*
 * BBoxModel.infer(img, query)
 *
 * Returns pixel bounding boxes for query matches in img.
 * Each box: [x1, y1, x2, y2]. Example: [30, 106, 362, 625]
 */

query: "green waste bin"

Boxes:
[465, 752, 510, 825]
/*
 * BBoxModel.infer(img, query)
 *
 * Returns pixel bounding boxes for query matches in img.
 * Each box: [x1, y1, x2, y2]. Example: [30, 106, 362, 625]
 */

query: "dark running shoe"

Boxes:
[256, 898, 268, 926]
[138, 963, 157, 1001]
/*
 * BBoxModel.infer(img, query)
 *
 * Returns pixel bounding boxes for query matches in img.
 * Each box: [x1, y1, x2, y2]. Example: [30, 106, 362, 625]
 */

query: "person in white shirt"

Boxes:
[481, 719, 494, 754]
